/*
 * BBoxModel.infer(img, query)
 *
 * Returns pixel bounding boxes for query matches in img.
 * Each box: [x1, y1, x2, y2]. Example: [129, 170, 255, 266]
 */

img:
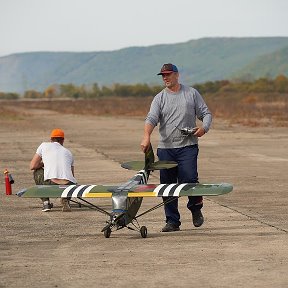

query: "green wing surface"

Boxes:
[17, 185, 117, 198]
[121, 160, 177, 171]
[150, 161, 178, 170]
[121, 161, 145, 171]
[17, 183, 233, 199]
[128, 183, 233, 197]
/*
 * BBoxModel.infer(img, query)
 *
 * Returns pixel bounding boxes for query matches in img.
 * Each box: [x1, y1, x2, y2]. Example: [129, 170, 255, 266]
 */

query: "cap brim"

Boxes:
[157, 71, 174, 75]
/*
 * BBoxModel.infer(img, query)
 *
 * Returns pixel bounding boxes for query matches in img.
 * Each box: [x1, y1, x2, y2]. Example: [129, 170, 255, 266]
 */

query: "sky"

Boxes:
[1, 0, 288, 57]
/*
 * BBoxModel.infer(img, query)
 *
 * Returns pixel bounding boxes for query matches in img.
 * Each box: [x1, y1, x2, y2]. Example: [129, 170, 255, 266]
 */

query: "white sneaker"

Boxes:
[42, 201, 53, 212]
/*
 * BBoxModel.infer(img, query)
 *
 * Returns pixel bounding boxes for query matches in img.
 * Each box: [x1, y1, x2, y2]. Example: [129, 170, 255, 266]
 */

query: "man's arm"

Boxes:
[140, 123, 155, 153]
[30, 154, 43, 170]
[193, 89, 212, 136]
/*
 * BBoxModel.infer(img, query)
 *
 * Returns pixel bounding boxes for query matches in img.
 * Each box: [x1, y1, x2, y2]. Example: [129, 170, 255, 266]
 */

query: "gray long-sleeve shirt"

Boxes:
[145, 84, 212, 148]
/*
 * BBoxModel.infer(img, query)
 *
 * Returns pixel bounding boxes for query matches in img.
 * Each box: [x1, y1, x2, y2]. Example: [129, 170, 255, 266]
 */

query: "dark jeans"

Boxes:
[157, 145, 203, 227]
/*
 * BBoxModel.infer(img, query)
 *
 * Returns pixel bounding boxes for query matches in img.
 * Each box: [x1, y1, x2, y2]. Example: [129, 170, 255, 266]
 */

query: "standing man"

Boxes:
[30, 128, 77, 212]
[141, 63, 212, 232]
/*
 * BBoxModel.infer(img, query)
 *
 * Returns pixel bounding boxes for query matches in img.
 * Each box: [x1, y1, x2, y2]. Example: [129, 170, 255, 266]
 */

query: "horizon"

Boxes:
[1, 35, 288, 58]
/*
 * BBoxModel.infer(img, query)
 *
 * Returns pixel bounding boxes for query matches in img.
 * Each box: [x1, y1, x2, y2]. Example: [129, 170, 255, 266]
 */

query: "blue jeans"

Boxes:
[157, 145, 203, 227]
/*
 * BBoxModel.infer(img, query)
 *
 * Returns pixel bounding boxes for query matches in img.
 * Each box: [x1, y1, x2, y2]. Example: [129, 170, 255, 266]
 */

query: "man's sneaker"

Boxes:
[42, 202, 53, 212]
[192, 209, 204, 227]
[161, 223, 180, 232]
[61, 198, 71, 212]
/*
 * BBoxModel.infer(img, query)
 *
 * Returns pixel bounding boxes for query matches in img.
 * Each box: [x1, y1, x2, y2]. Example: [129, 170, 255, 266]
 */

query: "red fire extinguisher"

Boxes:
[4, 169, 14, 195]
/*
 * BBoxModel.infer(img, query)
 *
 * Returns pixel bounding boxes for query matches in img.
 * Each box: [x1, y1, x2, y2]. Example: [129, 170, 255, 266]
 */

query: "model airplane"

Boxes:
[17, 145, 233, 238]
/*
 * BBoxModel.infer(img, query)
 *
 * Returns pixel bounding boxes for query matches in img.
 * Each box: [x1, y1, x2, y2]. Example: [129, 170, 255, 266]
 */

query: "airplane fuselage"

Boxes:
[110, 169, 149, 228]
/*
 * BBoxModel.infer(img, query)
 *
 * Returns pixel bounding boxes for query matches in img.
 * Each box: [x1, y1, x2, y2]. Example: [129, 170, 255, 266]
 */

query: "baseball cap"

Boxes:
[157, 63, 178, 75]
[50, 128, 65, 138]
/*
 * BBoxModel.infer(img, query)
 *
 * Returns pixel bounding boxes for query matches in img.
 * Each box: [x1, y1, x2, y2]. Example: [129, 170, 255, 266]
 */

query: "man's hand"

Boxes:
[193, 127, 206, 137]
[140, 137, 151, 153]
[30, 154, 43, 170]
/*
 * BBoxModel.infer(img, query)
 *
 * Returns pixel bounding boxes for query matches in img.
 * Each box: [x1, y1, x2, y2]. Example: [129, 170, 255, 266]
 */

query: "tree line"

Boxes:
[1, 75, 288, 100]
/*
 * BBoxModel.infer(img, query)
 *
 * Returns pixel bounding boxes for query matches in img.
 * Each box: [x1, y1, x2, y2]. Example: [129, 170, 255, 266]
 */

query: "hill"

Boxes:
[233, 46, 288, 80]
[1, 37, 288, 93]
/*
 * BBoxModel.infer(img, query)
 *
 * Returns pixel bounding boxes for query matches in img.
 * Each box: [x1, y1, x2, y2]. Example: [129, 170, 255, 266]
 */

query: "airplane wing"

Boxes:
[129, 183, 233, 197]
[17, 185, 116, 198]
[17, 183, 232, 198]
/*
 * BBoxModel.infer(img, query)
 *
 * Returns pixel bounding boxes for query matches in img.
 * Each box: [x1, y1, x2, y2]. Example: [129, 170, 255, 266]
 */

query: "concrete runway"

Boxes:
[1, 106, 287, 288]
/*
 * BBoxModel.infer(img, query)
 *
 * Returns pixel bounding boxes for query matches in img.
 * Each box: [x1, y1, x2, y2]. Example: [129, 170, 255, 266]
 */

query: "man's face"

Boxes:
[162, 72, 179, 89]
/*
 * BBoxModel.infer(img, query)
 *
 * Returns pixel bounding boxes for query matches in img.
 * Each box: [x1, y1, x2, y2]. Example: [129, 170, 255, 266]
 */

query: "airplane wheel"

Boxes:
[140, 226, 147, 238]
[104, 227, 111, 238]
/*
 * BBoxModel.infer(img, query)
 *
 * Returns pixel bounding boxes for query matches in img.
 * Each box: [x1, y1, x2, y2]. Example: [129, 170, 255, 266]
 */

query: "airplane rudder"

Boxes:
[145, 144, 155, 169]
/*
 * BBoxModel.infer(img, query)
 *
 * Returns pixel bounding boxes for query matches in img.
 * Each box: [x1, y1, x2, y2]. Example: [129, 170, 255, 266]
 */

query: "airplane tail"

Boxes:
[121, 145, 177, 171]
[144, 144, 155, 170]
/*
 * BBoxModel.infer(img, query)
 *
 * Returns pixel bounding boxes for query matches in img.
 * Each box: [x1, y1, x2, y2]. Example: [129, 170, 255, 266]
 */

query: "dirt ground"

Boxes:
[1, 104, 287, 288]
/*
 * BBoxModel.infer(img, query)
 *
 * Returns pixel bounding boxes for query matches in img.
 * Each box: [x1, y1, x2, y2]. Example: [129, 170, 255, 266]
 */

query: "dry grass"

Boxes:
[0, 105, 32, 120]
[3, 97, 152, 117]
[1, 95, 288, 127]
[205, 92, 288, 127]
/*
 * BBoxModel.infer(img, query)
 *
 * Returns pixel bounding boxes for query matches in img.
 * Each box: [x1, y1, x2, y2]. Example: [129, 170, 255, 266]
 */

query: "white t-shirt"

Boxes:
[36, 142, 76, 183]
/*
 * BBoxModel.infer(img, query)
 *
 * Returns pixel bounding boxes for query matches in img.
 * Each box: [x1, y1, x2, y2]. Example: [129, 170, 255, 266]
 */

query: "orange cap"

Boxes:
[50, 128, 65, 138]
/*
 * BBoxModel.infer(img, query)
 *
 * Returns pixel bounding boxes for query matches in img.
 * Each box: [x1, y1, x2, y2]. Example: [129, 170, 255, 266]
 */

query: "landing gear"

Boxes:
[140, 226, 147, 238]
[104, 227, 111, 238]
[102, 224, 147, 238]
